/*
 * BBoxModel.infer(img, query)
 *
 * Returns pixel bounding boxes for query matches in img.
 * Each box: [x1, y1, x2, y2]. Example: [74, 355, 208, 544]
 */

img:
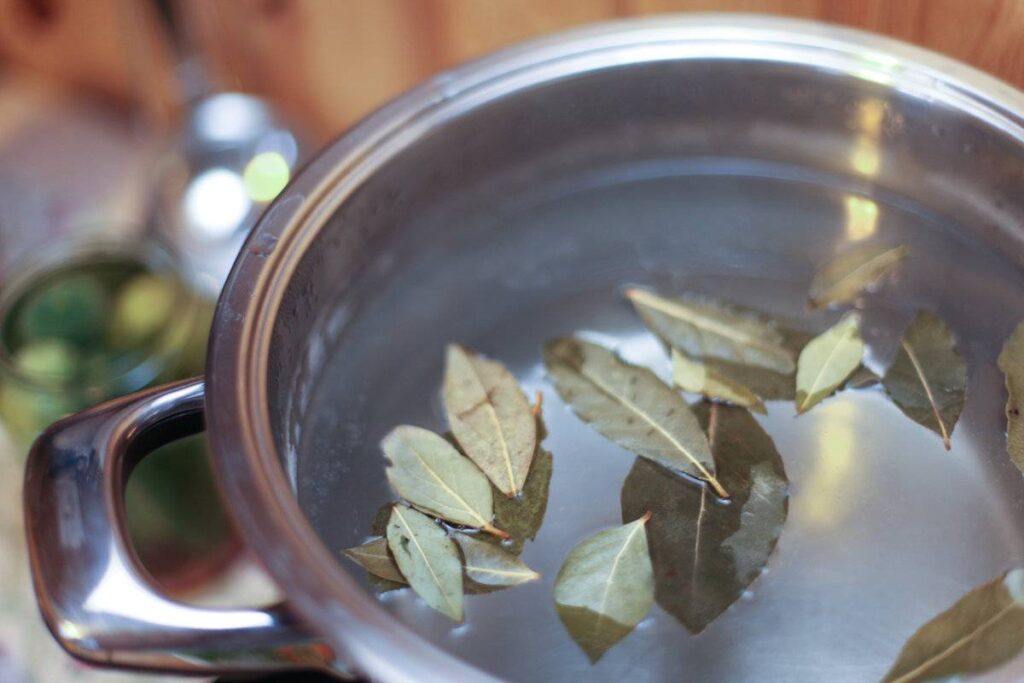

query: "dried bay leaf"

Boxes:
[443, 345, 536, 496]
[626, 288, 795, 373]
[386, 505, 464, 621]
[795, 312, 864, 414]
[882, 311, 966, 450]
[702, 326, 814, 402]
[882, 568, 1024, 682]
[621, 403, 788, 634]
[544, 337, 727, 498]
[343, 537, 405, 584]
[998, 322, 1024, 474]
[807, 243, 908, 310]
[554, 513, 654, 662]
[455, 533, 540, 587]
[491, 447, 553, 555]
[383, 425, 507, 537]
[672, 348, 766, 414]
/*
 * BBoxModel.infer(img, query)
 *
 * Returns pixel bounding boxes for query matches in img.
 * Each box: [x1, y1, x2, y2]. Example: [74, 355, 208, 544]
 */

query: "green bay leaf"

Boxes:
[454, 533, 540, 587]
[342, 537, 405, 584]
[998, 322, 1024, 474]
[626, 288, 795, 373]
[795, 312, 865, 414]
[882, 311, 966, 450]
[807, 243, 908, 310]
[443, 345, 536, 497]
[544, 337, 727, 498]
[383, 425, 506, 537]
[554, 514, 654, 662]
[672, 348, 766, 414]
[882, 569, 1024, 682]
[621, 403, 788, 634]
[386, 505, 464, 621]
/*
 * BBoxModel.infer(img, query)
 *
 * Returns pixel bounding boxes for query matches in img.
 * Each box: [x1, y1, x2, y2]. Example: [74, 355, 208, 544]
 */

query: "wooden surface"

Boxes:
[2, 0, 1024, 141]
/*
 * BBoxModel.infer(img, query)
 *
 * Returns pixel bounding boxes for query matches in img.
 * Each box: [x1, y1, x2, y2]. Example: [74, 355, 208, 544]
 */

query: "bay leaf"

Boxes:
[553, 513, 654, 662]
[343, 537, 406, 584]
[807, 243, 908, 310]
[621, 403, 789, 634]
[366, 505, 408, 592]
[672, 348, 766, 414]
[882, 311, 966, 450]
[386, 505, 464, 621]
[454, 533, 540, 587]
[544, 337, 727, 499]
[882, 568, 1024, 682]
[443, 344, 536, 497]
[998, 322, 1024, 475]
[383, 425, 507, 537]
[625, 288, 795, 373]
[701, 326, 814, 402]
[795, 312, 865, 414]
[844, 365, 880, 390]
[491, 446, 553, 555]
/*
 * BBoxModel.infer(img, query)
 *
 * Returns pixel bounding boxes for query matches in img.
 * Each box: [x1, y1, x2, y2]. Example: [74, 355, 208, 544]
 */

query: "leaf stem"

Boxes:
[483, 523, 511, 540]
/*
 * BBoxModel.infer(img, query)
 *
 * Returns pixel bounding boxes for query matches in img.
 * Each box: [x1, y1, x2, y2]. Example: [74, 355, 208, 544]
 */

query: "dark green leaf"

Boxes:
[882, 311, 966, 450]
[491, 447, 553, 555]
[386, 505, 464, 621]
[621, 403, 789, 633]
[544, 337, 727, 498]
[554, 514, 654, 662]
[882, 569, 1024, 682]
[998, 322, 1024, 475]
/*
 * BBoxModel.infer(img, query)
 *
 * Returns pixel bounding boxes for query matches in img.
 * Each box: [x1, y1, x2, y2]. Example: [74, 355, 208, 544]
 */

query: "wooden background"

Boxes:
[2, 0, 1024, 141]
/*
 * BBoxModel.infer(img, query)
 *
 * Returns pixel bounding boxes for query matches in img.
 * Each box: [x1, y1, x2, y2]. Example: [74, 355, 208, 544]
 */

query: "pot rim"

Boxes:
[205, 14, 1024, 682]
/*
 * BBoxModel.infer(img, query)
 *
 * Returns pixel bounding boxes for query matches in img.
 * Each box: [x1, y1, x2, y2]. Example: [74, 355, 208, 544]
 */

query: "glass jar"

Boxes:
[0, 237, 233, 587]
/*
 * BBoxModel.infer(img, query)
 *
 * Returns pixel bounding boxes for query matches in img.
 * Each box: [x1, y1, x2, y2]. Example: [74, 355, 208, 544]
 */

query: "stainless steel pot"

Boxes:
[23, 15, 1024, 683]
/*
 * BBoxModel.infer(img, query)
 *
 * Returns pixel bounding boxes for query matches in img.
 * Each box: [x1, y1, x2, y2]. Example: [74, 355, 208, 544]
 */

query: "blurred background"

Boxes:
[0, 1, 1023, 682]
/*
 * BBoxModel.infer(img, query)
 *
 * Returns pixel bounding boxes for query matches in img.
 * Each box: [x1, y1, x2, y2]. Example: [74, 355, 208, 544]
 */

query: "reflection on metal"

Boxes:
[802, 400, 858, 530]
[851, 98, 885, 176]
[844, 195, 879, 242]
[184, 168, 252, 240]
[851, 52, 902, 86]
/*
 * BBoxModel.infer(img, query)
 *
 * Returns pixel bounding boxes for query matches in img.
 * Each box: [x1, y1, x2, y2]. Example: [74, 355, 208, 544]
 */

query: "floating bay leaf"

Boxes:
[343, 537, 405, 584]
[998, 322, 1024, 475]
[844, 365, 880, 390]
[491, 447, 553, 555]
[882, 311, 966, 450]
[626, 288, 795, 373]
[455, 533, 540, 587]
[544, 337, 727, 498]
[795, 312, 864, 414]
[882, 568, 1024, 682]
[621, 403, 789, 634]
[443, 345, 536, 497]
[554, 514, 654, 662]
[383, 425, 507, 537]
[807, 243, 908, 310]
[386, 505, 464, 621]
[672, 348, 766, 414]
[701, 326, 814, 402]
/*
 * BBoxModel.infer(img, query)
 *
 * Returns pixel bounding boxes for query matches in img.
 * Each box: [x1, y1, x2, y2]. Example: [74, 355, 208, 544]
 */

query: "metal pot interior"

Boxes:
[262, 30, 1024, 682]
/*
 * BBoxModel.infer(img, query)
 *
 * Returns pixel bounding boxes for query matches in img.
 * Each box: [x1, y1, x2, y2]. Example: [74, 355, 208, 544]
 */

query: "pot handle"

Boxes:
[23, 378, 336, 675]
